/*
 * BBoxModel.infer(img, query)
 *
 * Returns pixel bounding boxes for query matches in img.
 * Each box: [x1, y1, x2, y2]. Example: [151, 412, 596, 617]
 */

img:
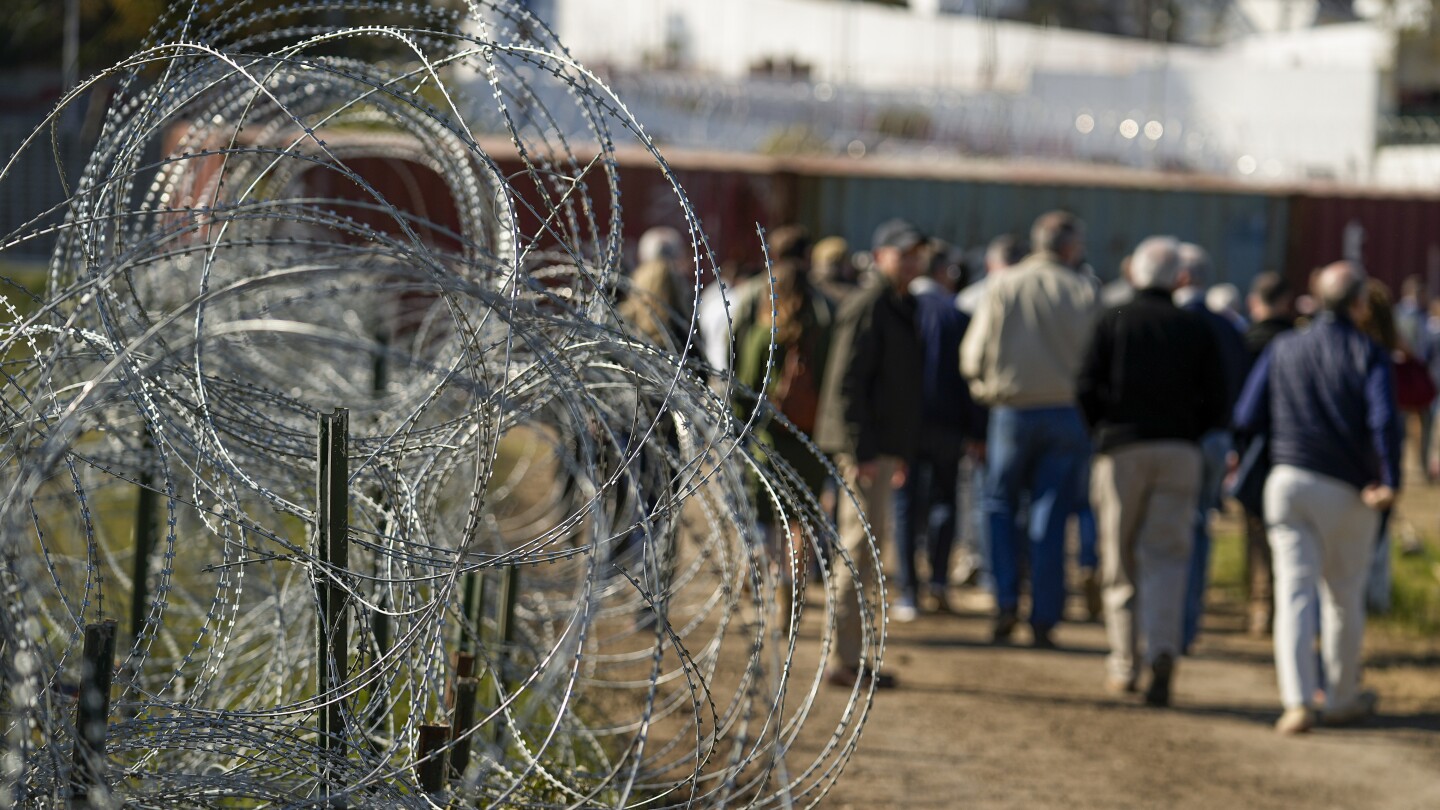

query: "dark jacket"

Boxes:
[1233, 313, 1402, 492]
[815, 281, 925, 461]
[1076, 288, 1228, 453]
[914, 286, 987, 440]
[1244, 316, 1295, 365]
[1182, 298, 1249, 421]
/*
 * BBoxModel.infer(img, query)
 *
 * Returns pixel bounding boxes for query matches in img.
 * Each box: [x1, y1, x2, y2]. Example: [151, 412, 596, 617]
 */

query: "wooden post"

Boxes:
[316, 408, 350, 797]
[449, 653, 477, 780]
[415, 724, 450, 795]
[70, 620, 116, 808]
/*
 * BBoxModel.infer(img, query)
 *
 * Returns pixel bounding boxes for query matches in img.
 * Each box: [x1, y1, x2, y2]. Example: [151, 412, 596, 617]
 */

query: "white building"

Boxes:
[493, 0, 1404, 184]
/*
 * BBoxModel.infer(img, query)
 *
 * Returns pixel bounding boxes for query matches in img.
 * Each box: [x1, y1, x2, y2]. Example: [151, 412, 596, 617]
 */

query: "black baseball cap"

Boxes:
[872, 218, 926, 252]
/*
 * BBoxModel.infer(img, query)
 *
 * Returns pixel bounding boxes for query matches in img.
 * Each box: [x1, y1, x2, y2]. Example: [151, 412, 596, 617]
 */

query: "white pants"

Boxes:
[1264, 465, 1379, 711]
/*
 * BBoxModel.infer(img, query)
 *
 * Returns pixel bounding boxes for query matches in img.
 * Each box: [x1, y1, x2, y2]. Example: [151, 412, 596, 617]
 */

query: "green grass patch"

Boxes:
[1209, 511, 1440, 636]
[1374, 534, 1440, 636]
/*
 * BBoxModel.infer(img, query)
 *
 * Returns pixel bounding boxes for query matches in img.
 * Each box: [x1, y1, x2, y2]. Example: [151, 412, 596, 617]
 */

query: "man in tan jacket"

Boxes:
[960, 211, 1099, 647]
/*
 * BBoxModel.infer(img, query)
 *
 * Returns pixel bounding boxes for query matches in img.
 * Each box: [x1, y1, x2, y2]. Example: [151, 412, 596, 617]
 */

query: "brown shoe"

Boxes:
[992, 611, 1019, 644]
[1144, 653, 1175, 707]
[1105, 676, 1138, 696]
[922, 588, 955, 615]
[1275, 706, 1317, 735]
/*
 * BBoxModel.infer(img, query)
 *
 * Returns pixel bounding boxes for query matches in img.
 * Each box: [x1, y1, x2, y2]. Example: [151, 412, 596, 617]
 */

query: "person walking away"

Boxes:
[1236, 272, 1295, 636]
[810, 236, 863, 306]
[620, 226, 694, 352]
[960, 211, 1099, 648]
[1233, 261, 1402, 734]
[955, 234, 1024, 591]
[1422, 298, 1440, 481]
[956, 234, 1024, 315]
[1392, 276, 1436, 482]
[1357, 280, 1432, 613]
[892, 242, 987, 621]
[813, 219, 928, 688]
[1077, 237, 1227, 706]
[1173, 243, 1247, 653]
[732, 226, 835, 625]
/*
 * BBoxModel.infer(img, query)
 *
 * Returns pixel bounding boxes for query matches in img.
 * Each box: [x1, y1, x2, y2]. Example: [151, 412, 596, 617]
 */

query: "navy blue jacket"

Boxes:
[914, 287, 986, 440]
[1233, 313, 1402, 492]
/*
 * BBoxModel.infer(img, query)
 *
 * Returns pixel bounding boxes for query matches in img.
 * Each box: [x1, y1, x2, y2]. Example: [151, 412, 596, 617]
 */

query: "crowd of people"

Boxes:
[619, 209, 1440, 734]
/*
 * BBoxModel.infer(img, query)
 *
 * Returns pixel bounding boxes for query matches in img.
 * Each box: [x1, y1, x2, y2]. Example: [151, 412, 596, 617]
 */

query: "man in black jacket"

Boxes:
[1077, 236, 1227, 707]
[1239, 272, 1295, 636]
[814, 218, 928, 688]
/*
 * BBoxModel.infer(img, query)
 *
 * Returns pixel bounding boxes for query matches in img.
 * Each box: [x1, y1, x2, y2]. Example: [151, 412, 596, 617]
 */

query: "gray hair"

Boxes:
[1128, 236, 1182, 291]
[1177, 242, 1211, 287]
[638, 226, 683, 263]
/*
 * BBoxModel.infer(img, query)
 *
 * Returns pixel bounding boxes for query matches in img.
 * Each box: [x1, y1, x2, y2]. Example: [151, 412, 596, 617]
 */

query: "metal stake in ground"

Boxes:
[316, 408, 350, 798]
[70, 619, 117, 809]
[416, 724, 451, 795]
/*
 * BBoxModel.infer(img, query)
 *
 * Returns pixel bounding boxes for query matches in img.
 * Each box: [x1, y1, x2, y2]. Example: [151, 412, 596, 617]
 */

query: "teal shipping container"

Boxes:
[793, 170, 1290, 291]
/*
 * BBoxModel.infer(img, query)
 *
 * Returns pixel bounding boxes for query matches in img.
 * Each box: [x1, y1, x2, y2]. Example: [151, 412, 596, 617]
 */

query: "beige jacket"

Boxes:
[960, 253, 1099, 408]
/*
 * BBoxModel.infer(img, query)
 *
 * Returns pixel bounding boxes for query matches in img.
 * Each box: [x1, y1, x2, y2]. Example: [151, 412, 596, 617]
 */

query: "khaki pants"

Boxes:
[1092, 442, 1202, 683]
[828, 453, 899, 671]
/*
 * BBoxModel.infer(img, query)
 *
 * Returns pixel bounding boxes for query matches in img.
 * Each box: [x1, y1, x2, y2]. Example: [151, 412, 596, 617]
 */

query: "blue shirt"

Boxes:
[1233, 313, 1402, 492]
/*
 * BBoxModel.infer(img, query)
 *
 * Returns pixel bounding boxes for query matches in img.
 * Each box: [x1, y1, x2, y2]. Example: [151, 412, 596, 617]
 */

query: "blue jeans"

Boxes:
[1182, 430, 1232, 650]
[984, 406, 1090, 630]
[893, 426, 963, 604]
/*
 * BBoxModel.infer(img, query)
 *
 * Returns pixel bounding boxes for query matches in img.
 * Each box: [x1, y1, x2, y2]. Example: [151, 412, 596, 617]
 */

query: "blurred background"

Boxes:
[7, 1, 1440, 290]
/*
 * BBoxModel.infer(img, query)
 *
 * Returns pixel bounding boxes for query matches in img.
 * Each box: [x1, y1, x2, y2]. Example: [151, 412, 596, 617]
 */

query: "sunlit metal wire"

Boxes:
[0, 2, 885, 807]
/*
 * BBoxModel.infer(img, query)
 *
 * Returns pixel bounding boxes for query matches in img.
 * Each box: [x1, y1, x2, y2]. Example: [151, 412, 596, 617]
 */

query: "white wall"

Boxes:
[553, 0, 1178, 92]
[537, 1, 1392, 182]
[1375, 144, 1440, 187]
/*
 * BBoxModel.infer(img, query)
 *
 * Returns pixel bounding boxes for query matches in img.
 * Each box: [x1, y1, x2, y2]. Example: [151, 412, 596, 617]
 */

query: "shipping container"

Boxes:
[1286, 193, 1440, 297]
[792, 171, 1290, 291]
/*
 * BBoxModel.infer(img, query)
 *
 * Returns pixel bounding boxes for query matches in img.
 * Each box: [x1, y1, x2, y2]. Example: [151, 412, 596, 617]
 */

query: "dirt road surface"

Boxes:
[787, 568, 1440, 810]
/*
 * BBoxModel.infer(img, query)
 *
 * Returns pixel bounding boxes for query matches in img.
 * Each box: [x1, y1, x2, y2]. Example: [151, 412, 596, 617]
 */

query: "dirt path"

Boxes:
[787, 588, 1440, 809]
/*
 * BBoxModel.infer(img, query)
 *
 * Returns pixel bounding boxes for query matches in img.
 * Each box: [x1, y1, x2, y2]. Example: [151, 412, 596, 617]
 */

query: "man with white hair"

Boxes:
[1076, 236, 1227, 706]
[1233, 260, 1402, 734]
[1173, 243, 1247, 653]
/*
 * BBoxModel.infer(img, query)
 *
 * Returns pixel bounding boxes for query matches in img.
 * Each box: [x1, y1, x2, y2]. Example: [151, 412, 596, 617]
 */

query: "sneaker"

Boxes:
[825, 665, 898, 690]
[1144, 653, 1175, 707]
[890, 601, 918, 623]
[1081, 567, 1103, 622]
[1322, 690, 1378, 727]
[1105, 676, 1138, 696]
[992, 610, 1018, 644]
[1275, 706, 1317, 735]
